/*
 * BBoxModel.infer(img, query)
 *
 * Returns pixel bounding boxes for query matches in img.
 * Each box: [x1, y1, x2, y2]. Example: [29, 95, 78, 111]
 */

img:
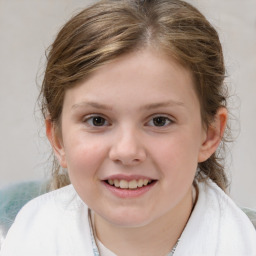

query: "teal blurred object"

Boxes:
[0, 181, 255, 249]
[241, 207, 256, 229]
[0, 180, 49, 247]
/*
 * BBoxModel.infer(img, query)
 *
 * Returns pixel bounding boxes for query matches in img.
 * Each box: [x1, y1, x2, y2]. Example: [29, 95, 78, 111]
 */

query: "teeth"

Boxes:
[143, 179, 149, 186]
[107, 179, 152, 189]
[138, 179, 144, 188]
[114, 179, 120, 187]
[119, 180, 129, 189]
[128, 180, 137, 189]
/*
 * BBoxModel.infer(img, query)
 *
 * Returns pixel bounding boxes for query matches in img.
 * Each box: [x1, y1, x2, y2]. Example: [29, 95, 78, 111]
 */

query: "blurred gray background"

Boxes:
[0, 0, 255, 208]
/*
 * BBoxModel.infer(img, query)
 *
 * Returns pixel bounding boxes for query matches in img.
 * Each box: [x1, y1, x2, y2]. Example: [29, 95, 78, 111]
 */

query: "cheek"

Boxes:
[64, 137, 107, 180]
[150, 131, 201, 175]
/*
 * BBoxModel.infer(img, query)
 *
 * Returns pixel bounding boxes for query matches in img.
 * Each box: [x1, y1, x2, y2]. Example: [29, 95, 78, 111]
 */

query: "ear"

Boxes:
[198, 107, 228, 163]
[45, 119, 67, 168]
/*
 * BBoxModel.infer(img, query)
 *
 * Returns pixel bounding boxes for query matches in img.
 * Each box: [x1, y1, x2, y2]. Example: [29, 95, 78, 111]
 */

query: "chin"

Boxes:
[100, 209, 155, 228]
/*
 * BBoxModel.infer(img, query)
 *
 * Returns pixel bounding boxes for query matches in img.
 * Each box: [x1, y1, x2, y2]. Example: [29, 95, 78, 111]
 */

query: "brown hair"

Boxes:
[40, 0, 230, 190]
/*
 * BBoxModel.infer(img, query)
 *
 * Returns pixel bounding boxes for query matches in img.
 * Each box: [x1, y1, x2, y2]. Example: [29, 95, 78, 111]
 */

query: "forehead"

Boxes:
[62, 48, 199, 113]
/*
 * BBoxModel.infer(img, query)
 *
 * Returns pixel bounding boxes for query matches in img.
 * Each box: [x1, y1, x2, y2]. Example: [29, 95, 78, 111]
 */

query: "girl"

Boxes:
[1, 0, 256, 255]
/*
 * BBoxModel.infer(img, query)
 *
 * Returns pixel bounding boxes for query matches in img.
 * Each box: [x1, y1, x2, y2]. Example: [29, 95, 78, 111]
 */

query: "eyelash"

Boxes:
[83, 114, 173, 128]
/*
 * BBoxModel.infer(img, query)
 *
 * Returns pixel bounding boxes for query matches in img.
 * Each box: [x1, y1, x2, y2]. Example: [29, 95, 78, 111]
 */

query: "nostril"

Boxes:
[112, 158, 143, 166]
[109, 149, 147, 166]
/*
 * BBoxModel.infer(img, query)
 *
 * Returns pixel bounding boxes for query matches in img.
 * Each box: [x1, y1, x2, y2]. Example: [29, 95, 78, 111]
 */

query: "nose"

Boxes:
[109, 126, 147, 166]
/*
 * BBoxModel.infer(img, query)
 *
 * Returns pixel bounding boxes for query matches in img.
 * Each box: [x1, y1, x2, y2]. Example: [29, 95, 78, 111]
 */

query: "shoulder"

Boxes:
[205, 180, 256, 227]
[0, 185, 93, 256]
[200, 179, 256, 253]
[175, 178, 256, 255]
[11, 184, 88, 233]
[6, 184, 83, 229]
[16, 184, 84, 217]
[201, 179, 256, 231]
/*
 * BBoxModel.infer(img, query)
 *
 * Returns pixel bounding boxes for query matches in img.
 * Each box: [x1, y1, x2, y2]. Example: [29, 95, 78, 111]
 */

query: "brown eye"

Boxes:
[148, 116, 172, 127]
[153, 117, 168, 126]
[92, 117, 106, 126]
[85, 116, 109, 127]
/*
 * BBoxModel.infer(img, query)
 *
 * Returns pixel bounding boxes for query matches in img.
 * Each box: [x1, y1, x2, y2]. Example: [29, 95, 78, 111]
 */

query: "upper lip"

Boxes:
[102, 174, 157, 181]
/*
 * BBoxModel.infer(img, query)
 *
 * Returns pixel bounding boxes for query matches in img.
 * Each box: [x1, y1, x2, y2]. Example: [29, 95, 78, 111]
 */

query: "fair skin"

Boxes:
[46, 48, 227, 256]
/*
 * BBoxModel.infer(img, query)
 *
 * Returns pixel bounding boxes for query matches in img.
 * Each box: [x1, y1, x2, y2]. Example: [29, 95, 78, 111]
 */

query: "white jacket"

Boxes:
[1, 179, 256, 256]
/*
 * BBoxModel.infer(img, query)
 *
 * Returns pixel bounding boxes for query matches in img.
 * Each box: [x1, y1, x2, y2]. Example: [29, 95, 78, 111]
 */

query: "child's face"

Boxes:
[53, 48, 208, 227]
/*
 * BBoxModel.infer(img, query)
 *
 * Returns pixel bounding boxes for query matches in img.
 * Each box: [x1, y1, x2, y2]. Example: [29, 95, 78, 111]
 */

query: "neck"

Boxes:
[94, 188, 194, 256]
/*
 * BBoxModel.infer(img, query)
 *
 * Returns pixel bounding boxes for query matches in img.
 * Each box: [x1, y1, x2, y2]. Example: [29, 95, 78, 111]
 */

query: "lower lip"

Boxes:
[102, 181, 157, 198]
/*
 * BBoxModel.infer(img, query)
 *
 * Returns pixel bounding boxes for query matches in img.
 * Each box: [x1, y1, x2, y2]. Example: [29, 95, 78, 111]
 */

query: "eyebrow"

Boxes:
[71, 100, 185, 111]
[141, 100, 185, 110]
[71, 102, 113, 111]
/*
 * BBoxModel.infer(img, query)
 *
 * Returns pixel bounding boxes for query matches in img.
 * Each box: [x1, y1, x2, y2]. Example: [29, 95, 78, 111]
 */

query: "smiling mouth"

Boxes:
[104, 179, 156, 190]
